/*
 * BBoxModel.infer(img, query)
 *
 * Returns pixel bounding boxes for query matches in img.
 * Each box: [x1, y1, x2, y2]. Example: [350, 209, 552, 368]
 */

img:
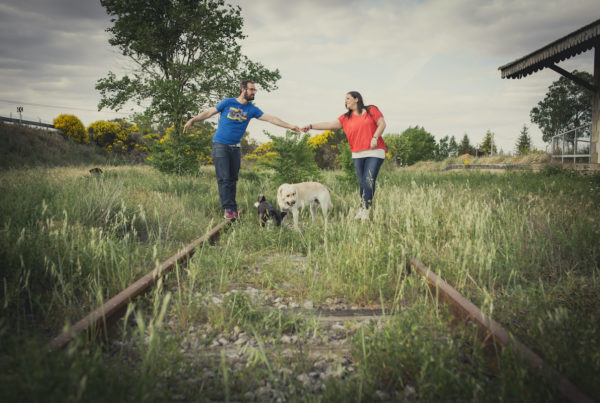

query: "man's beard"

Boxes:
[245, 93, 255, 101]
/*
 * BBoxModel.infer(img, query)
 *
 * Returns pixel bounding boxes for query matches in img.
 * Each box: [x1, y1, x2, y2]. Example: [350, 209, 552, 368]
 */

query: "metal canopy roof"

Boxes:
[499, 18, 600, 79]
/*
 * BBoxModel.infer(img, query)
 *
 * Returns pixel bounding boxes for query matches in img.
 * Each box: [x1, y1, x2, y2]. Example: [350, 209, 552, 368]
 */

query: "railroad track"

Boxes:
[50, 217, 594, 402]
[50, 216, 233, 350]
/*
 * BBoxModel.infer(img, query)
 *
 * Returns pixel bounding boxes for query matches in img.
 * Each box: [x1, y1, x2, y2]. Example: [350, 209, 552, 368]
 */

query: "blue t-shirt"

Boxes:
[213, 98, 264, 144]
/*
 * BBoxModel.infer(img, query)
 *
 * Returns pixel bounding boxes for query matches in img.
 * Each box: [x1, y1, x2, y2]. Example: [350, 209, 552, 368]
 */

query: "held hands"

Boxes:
[300, 124, 312, 133]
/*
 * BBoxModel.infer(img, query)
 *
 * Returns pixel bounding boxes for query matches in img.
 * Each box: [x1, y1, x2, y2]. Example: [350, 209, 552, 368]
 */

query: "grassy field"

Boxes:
[1, 162, 599, 402]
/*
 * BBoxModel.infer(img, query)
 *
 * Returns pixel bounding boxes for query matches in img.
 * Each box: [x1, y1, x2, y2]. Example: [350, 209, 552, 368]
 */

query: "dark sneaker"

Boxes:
[224, 209, 238, 220]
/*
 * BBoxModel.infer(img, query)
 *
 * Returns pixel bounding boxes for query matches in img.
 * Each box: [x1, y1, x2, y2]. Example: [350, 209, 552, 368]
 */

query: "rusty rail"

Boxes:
[409, 258, 594, 403]
[50, 217, 235, 350]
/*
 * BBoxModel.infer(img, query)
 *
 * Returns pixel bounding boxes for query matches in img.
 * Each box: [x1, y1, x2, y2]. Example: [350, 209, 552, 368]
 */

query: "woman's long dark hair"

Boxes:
[344, 91, 374, 119]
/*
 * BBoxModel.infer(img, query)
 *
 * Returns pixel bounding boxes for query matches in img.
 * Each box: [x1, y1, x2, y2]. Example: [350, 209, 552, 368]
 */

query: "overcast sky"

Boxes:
[0, 0, 597, 152]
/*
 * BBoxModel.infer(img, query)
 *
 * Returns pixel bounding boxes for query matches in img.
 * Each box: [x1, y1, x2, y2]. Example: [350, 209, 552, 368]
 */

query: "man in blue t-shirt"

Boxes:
[184, 80, 299, 219]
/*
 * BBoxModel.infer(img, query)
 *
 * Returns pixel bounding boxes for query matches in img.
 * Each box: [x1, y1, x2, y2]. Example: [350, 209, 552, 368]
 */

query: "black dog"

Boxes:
[254, 194, 286, 227]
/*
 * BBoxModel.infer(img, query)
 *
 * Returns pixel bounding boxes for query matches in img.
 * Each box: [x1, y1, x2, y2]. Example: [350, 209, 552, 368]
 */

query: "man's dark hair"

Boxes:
[240, 79, 255, 94]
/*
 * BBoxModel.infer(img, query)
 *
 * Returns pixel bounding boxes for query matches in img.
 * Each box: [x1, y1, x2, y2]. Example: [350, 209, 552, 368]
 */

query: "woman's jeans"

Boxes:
[212, 142, 241, 211]
[353, 157, 384, 209]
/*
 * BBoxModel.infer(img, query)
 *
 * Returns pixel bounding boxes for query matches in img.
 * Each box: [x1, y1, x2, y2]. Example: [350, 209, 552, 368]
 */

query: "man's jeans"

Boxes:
[212, 142, 241, 211]
[353, 157, 384, 209]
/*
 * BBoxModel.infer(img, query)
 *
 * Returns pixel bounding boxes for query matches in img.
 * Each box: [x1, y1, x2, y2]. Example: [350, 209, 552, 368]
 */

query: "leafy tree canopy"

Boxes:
[97, 0, 281, 135]
[434, 135, 458, 161]
[395, 126, 437, 166]
[530, 70, 593, 143]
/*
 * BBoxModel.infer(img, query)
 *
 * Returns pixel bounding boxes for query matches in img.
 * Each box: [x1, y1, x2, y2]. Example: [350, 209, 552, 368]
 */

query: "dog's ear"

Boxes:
[258, 194, 265, 203]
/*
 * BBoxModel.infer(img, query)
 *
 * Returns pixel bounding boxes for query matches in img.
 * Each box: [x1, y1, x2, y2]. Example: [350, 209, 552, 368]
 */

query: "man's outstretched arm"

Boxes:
[184, 107, 219, 132]
[258, 114, 300, 133]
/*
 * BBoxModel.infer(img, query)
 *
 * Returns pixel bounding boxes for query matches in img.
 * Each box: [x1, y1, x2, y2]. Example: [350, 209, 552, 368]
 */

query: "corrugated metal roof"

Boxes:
[499, 18, 600, 79]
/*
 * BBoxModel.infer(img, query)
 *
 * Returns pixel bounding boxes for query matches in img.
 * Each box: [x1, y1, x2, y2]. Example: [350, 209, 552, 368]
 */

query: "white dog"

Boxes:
[277, 182, 333, 230]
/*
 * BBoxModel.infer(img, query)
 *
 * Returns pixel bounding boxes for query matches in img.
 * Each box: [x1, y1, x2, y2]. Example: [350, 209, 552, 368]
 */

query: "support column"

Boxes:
[592, 43, 600, 164]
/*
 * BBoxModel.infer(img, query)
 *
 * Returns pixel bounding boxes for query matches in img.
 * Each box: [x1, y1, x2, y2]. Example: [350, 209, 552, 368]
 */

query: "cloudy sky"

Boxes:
[0, 0, 597, 152]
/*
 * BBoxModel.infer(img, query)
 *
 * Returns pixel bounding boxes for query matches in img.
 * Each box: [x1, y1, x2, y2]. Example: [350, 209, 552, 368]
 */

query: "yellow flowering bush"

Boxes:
[53, 114, 88, 144]
[310, 129, 346, 169]
[88, 120, 121, 147]
[244, 141, 278, 165]
[307, 130, 336, 149]
[88, 119, 143, 155]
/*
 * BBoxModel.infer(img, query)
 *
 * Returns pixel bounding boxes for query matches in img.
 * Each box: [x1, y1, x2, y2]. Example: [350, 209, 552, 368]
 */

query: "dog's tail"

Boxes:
[322, 184, 347, 209]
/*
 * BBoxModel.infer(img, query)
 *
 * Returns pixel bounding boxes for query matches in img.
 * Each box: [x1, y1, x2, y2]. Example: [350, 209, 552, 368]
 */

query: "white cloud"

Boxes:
[234, 0, 597, 151]
[0, 0, 596, 152]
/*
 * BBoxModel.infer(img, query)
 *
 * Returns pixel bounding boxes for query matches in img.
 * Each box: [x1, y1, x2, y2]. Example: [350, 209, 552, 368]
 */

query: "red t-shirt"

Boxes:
[338, 106, 386, 153]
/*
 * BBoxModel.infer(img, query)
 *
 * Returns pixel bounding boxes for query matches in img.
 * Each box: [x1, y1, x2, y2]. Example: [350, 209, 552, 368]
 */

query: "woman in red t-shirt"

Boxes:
[302, 91, 386, 220]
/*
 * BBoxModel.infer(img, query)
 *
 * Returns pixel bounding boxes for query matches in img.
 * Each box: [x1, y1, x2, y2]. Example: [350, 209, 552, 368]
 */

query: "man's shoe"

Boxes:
[224, 209, 238, 219]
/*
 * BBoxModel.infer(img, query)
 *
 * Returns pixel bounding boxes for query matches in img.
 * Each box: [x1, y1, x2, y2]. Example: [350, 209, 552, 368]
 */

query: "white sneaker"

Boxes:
[354, 208, 369, 220]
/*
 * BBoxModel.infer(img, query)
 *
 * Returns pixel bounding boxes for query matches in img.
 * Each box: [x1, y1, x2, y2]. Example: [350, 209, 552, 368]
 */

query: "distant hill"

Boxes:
[0, 122, 126, 169]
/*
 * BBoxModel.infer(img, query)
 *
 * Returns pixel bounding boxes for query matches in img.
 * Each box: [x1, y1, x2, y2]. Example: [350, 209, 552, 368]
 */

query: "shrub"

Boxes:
[259, 131, 321, 184]
[336, 142, 357, 185]
[243, 141, 278, 166]
[307, 129, 346, 169]
[87, 119, 147, 163]
[147, 123, 213, 175]
[53, 114, 88, 144]
[88, 120, 121, 147]
[88, 119, 143, 152]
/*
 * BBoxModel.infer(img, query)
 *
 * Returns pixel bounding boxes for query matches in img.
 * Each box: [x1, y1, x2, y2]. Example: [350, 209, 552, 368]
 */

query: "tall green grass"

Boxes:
[1, 164, 598, 401]
[0, 166, 218, 334]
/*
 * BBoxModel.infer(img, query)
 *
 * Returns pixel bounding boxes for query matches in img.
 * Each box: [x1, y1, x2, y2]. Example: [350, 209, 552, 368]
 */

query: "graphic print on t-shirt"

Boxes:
[226, 107, 248, 122]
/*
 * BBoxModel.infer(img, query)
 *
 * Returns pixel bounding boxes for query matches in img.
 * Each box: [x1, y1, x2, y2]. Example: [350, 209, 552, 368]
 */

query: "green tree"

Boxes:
[478, 130, 497, 155]
[260, 131, 321, 184]
[435, 135, 453, 161]
[448, 136, 458, 157]
[96, 0, 280, 135]
[53, 114, 88, 144]
[457, 134, 475, 156]
[515, 124, 532, 155]
[530, 70, 593, 143]
[397, 126, 437, 165]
